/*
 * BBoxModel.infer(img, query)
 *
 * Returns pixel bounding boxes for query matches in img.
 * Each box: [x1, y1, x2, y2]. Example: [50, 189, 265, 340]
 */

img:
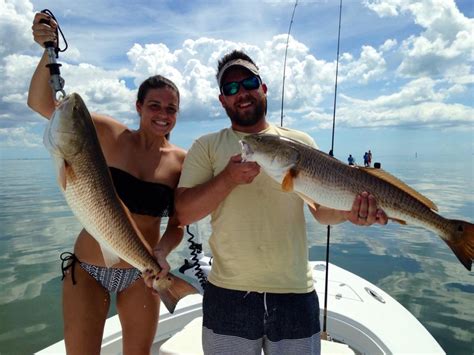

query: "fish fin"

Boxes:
[295, 191, 320, 210]
[282, 168, 299, 192]
[117, 197, 154, 255]
[99, 243, 121, 267]
[156, 274, 199, 313]
[389, 217, 407, 225]
[361, 167, 438, 211]
[60, 160, 78, 190]
[57, 159, 67, 190]
[444, 220, 474, 271]
[57, 159, 76, 190]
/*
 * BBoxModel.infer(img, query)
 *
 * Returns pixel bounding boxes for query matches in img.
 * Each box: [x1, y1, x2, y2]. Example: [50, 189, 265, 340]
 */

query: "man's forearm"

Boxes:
[175, 170, 237, 225]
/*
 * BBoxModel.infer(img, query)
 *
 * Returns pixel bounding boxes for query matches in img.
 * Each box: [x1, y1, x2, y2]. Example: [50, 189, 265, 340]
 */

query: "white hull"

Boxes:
[37, 261, 445, 354]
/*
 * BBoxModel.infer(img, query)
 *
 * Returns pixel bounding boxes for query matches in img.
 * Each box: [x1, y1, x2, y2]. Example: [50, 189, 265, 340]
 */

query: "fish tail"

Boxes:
[444, 220, 474, 271]
[156, 274, 199, 313]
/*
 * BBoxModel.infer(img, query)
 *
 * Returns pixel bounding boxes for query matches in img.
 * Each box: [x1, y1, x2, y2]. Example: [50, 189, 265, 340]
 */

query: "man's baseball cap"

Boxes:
[217, 58, 260, 88]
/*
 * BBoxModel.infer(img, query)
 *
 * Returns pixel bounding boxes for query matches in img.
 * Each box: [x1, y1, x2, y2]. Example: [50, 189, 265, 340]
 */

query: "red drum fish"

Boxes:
[241, 134, 473, 271]
[43, 93, 197, 312]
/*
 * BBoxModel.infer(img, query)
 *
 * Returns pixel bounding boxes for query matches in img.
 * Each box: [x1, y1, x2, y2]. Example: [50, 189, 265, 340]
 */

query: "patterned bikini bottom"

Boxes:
[60, 252, 142, 293]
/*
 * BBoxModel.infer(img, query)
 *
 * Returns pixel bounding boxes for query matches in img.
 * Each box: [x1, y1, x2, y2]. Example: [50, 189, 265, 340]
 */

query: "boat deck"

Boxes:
[36, 261, 445, 354]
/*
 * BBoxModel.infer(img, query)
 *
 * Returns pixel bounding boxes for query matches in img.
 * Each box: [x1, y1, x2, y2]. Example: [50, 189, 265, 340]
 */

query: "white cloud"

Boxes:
[124, 35, 336, 121]
[366, 0, 474, 82]
[261, 35, 335, 108]
[67, 63, 136, 123]
[1, 52, 136, 127]
[366, 77, 445, 107]
[302, 76, 474, 129]
[335, 77, 473, 128]
[0, 0, 35, 56]
[341, 45, 387, 84]
[338, 100, 473, 129]
[363, 0, 400, 17]
[380, 39, 398, 52]
[1, 54, 38, 97]
[0, 126, 43, 147]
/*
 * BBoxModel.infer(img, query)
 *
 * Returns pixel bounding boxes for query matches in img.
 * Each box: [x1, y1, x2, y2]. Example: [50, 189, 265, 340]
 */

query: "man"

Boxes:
[348, 154, 355, 165]
[175, 50, 387, 354]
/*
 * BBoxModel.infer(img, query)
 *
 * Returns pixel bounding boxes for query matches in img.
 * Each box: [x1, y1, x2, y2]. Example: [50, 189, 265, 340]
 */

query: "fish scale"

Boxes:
[241, 133, 474, 271]
[44, 93, 197, 312]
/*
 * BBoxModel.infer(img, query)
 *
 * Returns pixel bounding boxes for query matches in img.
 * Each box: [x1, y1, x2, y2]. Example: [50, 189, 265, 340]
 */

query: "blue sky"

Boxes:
[1, 0, 473, 163]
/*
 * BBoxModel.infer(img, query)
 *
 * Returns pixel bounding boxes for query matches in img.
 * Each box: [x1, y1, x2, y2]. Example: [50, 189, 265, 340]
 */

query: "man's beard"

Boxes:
[225, 97, 267, 127]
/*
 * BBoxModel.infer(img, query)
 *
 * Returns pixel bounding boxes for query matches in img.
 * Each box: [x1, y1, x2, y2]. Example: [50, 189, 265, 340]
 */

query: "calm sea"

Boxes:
[0, 155, 473, 354]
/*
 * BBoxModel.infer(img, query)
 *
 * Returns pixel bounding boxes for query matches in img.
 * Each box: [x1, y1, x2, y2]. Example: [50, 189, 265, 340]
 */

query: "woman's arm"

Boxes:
[153, 215, 184, 278]
[27, 13, 59, 119]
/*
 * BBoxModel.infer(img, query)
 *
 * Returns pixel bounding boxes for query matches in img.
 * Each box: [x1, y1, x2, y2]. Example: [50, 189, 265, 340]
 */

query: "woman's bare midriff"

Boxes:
[73, 213, 162, 268]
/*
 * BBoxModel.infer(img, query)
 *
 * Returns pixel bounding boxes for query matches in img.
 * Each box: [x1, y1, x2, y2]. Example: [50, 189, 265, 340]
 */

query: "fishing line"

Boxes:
[280, 0, 298, 127]
[329, 0, 342, 157]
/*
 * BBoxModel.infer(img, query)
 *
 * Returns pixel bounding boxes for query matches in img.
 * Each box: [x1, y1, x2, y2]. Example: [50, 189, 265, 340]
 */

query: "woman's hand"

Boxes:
[153, 247, 171, 279]
[142, 248, 171, 292]
[31, 12, 58, 48]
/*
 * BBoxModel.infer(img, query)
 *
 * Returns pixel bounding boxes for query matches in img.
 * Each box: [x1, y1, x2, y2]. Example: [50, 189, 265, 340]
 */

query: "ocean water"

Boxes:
[0, 155, 473, 354]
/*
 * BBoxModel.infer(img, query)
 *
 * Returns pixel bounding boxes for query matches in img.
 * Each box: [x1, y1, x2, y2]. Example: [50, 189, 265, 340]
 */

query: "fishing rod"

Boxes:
[280, 0, 298, 127]
[322, 0, 343, 340]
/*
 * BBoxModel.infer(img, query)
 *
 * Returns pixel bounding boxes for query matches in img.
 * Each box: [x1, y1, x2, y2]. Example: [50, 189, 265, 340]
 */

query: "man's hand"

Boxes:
[223, 154, 260, 185]
[345, 192, 388, 226]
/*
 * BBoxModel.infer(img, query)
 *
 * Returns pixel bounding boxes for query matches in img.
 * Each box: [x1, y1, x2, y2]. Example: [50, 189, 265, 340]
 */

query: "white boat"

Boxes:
[37, 254, 445, 355]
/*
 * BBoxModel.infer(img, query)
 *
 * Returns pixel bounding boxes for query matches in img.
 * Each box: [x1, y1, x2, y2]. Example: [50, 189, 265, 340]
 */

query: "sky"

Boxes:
[0, 0, 473, 163]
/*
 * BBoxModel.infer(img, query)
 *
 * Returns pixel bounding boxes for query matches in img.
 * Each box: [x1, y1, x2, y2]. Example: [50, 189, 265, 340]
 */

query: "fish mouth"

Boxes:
[239, 140, 254, 162]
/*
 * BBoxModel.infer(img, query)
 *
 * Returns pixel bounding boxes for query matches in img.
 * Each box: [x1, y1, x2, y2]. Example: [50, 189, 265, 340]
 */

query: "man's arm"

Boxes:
[175, 171, 236, 225]
[309, 192, 388, 226]
[175, 154, 260, 226]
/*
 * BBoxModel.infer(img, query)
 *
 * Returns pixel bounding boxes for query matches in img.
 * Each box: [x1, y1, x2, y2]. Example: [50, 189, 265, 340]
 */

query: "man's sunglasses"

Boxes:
[221, 76, 261, 96]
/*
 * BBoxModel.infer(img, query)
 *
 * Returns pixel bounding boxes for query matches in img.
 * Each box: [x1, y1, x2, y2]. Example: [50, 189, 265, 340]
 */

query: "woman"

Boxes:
[28, 13, 185, 355]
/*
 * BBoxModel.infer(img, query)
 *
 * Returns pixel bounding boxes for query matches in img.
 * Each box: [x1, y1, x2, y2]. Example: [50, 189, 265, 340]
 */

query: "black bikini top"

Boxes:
[109, 167, 174, 217]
